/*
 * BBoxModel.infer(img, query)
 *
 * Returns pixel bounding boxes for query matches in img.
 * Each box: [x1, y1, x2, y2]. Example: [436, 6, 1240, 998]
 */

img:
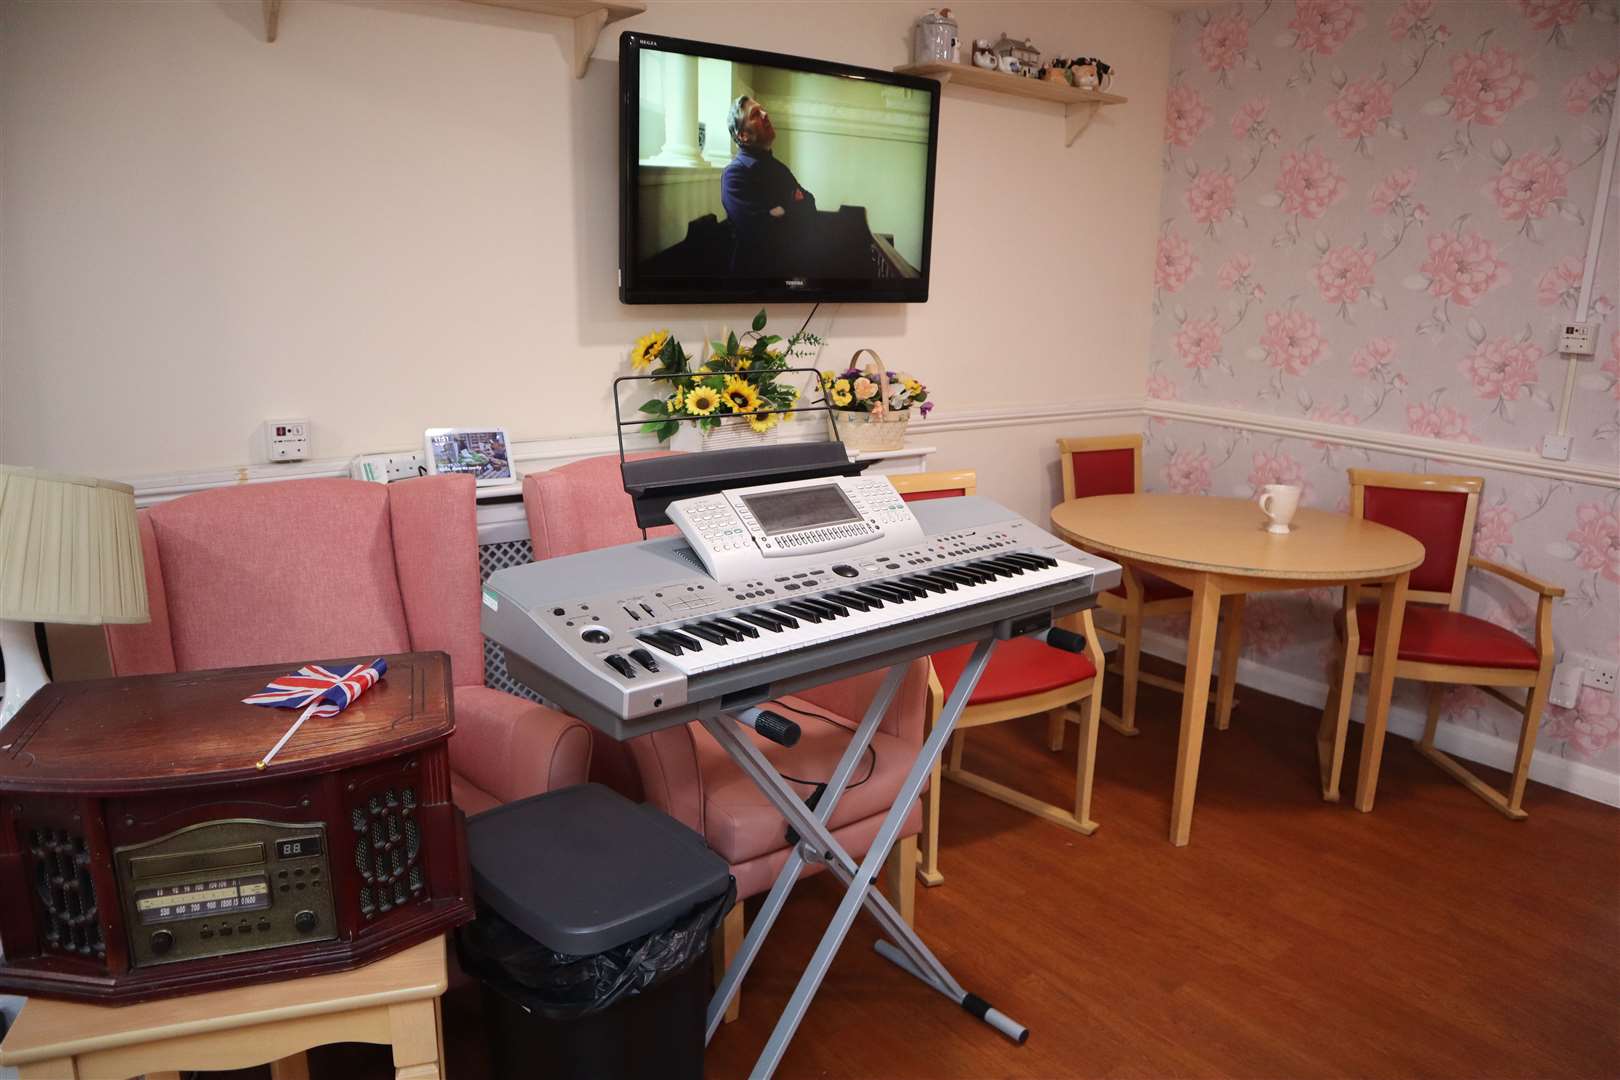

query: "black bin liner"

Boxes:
[458, 881, 735, 1019]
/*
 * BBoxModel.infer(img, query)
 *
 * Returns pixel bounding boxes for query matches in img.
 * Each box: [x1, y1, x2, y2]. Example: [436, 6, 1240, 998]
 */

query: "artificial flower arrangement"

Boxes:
[818, 356, 934, 419]
[630, 309, 821, 443]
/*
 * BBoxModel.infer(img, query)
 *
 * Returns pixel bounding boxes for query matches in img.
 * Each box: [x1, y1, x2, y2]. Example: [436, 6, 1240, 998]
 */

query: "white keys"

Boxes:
[644, 557, 1089, 677]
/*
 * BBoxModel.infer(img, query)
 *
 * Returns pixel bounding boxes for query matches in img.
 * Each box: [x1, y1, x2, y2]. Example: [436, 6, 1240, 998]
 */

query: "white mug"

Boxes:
[1258, 484, 1301, 534]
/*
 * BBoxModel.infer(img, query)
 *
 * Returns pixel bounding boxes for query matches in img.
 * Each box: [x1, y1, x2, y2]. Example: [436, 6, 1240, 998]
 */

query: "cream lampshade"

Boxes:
[0, 466, 149, 726]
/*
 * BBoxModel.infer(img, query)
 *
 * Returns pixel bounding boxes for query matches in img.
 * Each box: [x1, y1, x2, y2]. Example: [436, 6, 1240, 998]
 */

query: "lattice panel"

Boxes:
[26, 827, 105, 959]
[351, 786, 425, 921]
[479, 538, 543, 703]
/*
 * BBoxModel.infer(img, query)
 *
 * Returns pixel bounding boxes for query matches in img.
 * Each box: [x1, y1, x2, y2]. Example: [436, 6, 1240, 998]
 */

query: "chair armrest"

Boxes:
[1468, 556, 1566, 598]
[449, 685, 592, 804]
[793, 658, 930, 745]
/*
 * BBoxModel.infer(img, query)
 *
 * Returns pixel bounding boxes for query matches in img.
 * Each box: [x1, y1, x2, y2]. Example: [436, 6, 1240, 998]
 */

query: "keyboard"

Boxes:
[482, 496, 1122, 740]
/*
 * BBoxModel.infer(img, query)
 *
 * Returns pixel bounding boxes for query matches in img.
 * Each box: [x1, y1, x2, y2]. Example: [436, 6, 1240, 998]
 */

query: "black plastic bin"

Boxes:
[457, 784, 733, 1080]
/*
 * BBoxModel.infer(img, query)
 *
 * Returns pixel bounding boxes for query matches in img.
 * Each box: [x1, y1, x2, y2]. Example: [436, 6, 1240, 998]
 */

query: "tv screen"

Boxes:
[619, 32, 941, 305]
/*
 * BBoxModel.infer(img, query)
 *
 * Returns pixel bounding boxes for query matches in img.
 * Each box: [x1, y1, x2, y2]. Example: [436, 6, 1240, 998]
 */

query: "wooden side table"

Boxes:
[0, 935, 448, 1080]
[1051, 494, 1425, 846]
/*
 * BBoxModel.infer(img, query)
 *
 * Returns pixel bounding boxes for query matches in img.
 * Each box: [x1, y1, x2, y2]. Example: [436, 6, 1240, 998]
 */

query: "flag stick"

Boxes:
[257, 699, 323, 770]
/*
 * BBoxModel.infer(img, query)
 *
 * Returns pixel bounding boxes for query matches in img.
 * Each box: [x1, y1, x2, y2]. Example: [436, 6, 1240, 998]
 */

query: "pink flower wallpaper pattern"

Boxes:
[1144, 1, 1620, 778]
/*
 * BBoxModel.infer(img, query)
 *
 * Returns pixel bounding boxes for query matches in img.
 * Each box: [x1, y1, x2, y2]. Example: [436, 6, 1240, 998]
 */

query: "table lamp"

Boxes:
[0, 466, 148, 726]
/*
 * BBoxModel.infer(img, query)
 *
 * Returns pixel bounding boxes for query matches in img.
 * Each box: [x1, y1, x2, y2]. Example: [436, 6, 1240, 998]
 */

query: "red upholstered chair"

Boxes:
[891, 471, 1105, 888]
[521, 454, 928, 1023]
[1320, 469, 1562, 819]
[1058, 435, 1204, 736]
[104, 475, 592, 815]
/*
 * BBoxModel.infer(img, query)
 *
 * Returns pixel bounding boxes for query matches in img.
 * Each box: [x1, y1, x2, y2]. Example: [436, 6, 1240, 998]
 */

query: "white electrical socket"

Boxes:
[1540, 433, 1572, 461]
[1568, 651, 1618, 694]
[350, 451, 427, 484]
[1558, 320, 1599, 356]
[264, 419, 311, 462]
[1549, 662, 1583, 709]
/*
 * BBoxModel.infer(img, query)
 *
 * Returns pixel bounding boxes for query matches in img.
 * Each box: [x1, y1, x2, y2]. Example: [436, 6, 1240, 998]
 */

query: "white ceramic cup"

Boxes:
[1258, 484, 1301, 534]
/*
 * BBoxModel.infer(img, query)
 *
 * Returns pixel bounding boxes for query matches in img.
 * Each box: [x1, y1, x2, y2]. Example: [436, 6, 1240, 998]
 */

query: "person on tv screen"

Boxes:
[721, 95, 817, 274]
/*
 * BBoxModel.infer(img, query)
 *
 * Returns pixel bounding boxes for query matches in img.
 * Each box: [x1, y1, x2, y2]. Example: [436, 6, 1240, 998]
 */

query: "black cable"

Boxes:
[792, 301, 821, 346]
[767, 699, 877, 791]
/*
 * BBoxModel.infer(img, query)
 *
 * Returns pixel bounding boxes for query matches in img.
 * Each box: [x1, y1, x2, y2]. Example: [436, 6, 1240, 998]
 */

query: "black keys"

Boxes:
[713, 617, 758, 640]
[908, 575, 948, 595]
[662, 628, 703, 652]
[934, 568, 979, 588]
[830, 590, 871, 612]
[778, 602, 822, 623]
[683, 623, 728, 645]
[982, 557, 1025, 575]
[637, 632, 683, 657]
[604, 654, 636, 678]
[737, 611, 784, 633]
[863, 583, 908, 603]
[768, 607, 800, 629]
[915, 572, 958, 591]
[802, 597, 847, 619]
[853, 587, 888, 608]
[628, 648, 659, 672]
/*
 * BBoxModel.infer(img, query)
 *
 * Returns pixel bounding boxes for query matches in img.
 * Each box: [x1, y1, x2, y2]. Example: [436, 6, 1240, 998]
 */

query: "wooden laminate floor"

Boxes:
[260, 661, 1620, 1078]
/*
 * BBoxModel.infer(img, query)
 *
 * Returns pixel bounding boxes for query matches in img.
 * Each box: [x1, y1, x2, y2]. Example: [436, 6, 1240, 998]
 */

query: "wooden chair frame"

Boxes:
[1057, 435, 1217, 736]
[890, 470, 1105, 888]
[1320, 469, 1563, 819]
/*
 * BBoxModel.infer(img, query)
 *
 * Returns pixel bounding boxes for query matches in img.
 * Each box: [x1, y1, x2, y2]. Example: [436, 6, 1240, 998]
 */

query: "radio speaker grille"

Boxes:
[351, 785, 426, 921]
[26, 828, 105, 959]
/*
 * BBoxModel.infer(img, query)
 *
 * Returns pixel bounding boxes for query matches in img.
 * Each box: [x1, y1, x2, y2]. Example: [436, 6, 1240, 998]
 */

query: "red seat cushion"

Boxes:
[1336, 602, 1540, 670]
[931, 636, 1097, 706]
[1106, 572, 1192, 603]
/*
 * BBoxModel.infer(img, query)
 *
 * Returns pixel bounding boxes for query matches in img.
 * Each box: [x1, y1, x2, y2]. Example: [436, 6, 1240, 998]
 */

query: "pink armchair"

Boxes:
[105, 475, 592, 814]
[523, 455, 926, 1022]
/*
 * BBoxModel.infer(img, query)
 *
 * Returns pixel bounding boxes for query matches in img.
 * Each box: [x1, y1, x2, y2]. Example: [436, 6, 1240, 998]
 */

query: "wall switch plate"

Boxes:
[1569, 651, 1618, 693]
[1559, 320, 1599, 356]
[1549, 662, 1583, 709]
[264, 419, 310, 462]
[1540, 433, 1572, 461]
[350, 451, 427, 484]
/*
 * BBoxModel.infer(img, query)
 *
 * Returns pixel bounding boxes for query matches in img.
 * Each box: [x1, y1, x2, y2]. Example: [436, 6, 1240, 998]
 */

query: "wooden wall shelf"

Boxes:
[261, 0, 646, 78]
[894, 61, 1128, 146]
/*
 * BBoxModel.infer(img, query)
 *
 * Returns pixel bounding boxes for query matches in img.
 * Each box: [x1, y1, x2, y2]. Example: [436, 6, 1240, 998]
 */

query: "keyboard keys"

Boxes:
[663, 629, 703, 651]
[713, 617, 758, 640]
[853, 587, 888, 608]
[637, 632, 683, 657]
[767, 608, 800, 629]
[738, 612, 784, 633]
[830, 591, 871, 612]
[778, 602, 822, 624]
[684, 623, 728, 645]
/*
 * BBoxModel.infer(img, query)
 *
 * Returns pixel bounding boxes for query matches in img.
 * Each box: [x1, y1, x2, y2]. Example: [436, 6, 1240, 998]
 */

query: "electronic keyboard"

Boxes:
[482, 495, 1121, 741]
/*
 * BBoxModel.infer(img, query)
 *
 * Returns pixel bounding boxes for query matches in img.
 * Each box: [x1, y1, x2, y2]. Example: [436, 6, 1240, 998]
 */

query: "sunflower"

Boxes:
[723, 376, 762, 414]
[630, 330, 670, 371]
[685, 385, 721, 416]
[747, 410, 780, 434]
[734, 357, 752, 371]
[666, 386, 685, 413]
[830, 378, 853, 407]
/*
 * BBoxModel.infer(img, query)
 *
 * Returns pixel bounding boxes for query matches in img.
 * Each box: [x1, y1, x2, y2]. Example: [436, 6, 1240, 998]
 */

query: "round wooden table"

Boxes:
[1051, 494, 1425, 846]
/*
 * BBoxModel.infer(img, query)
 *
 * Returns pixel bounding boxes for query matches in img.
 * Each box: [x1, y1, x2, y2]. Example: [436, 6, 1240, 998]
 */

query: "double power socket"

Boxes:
[1549, 651, 1618, 709]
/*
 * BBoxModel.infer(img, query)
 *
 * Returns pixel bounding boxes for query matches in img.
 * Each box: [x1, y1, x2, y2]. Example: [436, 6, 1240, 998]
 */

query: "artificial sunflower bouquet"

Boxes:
[630, 309, 819, 443]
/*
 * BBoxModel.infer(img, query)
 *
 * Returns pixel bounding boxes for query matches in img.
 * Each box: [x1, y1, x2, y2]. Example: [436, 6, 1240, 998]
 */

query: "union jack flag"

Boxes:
[243, 658, 388, 717]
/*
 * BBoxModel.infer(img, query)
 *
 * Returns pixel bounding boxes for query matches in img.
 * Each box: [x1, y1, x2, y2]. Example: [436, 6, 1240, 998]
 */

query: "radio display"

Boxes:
[741, 486, 862, 536]
[134, 876, 270, 925]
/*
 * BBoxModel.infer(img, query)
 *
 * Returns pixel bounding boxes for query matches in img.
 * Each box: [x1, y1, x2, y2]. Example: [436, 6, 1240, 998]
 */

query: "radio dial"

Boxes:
[150, 929, 174, 954]
[294, 909, 319, 933]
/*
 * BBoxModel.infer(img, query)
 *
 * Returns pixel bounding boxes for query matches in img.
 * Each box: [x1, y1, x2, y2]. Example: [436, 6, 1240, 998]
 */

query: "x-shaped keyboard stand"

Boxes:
[701, 636, 1027, 1078]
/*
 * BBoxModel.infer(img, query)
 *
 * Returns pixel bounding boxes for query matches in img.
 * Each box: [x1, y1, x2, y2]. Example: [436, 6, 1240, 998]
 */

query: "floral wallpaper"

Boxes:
[1143, 0, 1620, 780]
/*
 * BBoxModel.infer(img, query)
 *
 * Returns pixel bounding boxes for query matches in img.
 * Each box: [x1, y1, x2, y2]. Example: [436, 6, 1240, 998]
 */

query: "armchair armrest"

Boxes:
[449, 685, 592, 804]
[1468, 556, 1566, 598]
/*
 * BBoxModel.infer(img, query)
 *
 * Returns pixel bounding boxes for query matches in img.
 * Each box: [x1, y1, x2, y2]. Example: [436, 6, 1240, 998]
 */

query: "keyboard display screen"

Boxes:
[741, 486, 863, 536]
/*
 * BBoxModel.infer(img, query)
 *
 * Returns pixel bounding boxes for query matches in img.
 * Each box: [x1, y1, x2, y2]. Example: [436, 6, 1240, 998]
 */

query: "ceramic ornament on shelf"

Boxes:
[971, 38, 996, 69]
[912, 8, 959, 65]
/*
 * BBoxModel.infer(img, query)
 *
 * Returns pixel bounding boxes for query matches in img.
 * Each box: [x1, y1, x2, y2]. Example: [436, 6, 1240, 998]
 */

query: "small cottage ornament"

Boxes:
[912, 8, 960, 65]
[992, 33, 1040, 78]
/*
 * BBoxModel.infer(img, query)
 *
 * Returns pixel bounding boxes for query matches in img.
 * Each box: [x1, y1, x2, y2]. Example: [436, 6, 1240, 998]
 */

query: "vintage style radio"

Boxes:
[0, 651, 473, 1002]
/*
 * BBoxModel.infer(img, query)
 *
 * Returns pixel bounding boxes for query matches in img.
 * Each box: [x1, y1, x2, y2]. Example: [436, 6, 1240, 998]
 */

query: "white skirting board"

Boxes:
[1136, 630, 1620, 810]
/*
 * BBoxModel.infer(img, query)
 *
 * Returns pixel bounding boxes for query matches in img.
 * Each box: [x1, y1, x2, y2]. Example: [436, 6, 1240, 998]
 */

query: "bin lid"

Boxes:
[467, 784, 732, 955]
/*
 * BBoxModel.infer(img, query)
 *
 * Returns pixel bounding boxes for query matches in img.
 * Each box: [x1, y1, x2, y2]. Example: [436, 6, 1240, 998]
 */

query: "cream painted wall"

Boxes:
[0, 0, 1171, 525]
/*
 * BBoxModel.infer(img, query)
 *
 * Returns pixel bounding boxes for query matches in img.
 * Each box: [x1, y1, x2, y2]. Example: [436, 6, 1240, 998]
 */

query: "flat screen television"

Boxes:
[619, 32, 941, 305]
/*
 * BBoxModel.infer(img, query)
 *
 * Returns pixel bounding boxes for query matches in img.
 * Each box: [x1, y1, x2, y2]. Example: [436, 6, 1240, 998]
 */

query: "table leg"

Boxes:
[1354, 572, 1409, 813]
[389, 998, 444, 1080]
[1214, 593, 1245, 731]
[1169, 576, 1222, 846]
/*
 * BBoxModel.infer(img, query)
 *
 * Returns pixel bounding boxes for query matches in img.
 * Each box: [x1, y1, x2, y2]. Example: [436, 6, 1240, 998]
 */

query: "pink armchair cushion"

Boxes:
[129, 479, 414, 672]
[728, 803, 922, 900]
[389, 475, 484, 685]
[450, 685, 594, 814]
[693, 699, 921, 866]
[523, 453, 679, 560]
[106, 514, 178, 676]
